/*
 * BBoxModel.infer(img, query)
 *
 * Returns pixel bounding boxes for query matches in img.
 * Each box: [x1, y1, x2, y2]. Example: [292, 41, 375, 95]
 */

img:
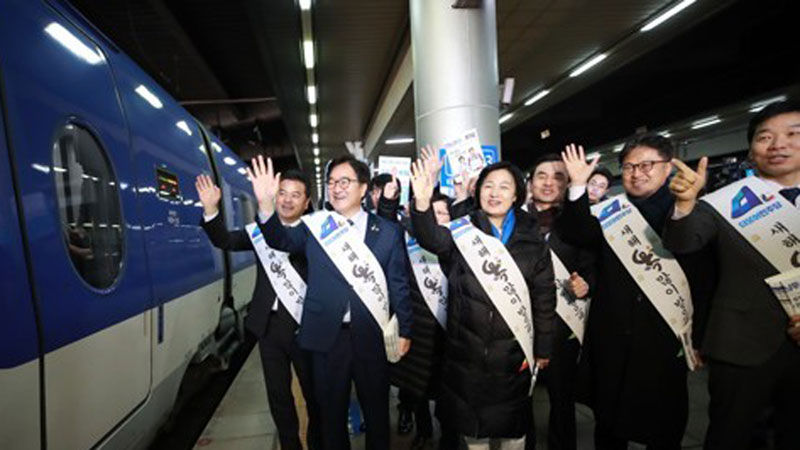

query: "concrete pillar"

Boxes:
[409, 0, 500, 158]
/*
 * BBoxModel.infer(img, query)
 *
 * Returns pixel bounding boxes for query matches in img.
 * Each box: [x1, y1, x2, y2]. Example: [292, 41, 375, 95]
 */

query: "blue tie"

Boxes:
[779, 187, 800, 205]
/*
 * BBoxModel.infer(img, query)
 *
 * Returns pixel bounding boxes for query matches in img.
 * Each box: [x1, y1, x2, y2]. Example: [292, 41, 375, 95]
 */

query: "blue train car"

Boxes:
[0, 0, 257, 448]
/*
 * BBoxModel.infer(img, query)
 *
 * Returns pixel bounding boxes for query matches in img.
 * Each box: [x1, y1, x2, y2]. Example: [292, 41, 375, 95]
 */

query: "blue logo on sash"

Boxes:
[448, 216, 470, 230]
[320, 215, 339, 239]
[250, 225, 262, 239]
[731, 187, 762, 219]
[597, 200, 621, 222]
[407, 237, 417, 246]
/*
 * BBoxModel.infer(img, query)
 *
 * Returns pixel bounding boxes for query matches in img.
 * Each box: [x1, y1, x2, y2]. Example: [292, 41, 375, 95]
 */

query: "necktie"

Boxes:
[779, 187, 800, 205]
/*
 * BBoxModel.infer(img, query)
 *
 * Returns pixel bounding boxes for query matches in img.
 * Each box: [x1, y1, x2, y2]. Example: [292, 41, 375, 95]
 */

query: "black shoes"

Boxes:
[397, 408, 414, 435]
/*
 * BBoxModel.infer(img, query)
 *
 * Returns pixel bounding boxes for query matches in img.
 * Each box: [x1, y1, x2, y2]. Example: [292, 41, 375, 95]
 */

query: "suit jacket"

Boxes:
[260, 210, 413, 359]
[662, 201, 791, 366]
[201, 214, 307, 339]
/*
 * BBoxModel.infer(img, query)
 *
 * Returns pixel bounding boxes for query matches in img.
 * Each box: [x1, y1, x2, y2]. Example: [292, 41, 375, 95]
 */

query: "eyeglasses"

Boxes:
[326, 177, 358, 190]
[620, 160, 669, 175]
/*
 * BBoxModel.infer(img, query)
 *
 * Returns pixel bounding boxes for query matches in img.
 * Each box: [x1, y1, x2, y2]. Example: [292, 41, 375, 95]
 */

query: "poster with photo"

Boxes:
[377, 156, 412, 205]
[442, 128, 485, 183]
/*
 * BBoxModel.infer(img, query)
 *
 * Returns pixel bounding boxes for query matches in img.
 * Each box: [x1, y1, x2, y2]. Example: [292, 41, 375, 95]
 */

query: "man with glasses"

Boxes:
[248, 154, 413, 450]
[556, 136, 710, 450]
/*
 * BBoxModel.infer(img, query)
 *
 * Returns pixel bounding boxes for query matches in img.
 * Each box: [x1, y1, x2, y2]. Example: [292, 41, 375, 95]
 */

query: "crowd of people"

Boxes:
[194, 100, 800, 450]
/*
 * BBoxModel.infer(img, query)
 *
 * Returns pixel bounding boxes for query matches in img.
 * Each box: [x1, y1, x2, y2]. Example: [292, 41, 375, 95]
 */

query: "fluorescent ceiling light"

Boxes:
[31, 163, 51, 174]
[312, 133, 319, 144]
[314, 157, 320, 165]
[749, 95, 787, 113]
[309, 114, 318, 127]
[223, 156, 237, 166]
[44, 22, 103, 65]
[658, 130, 671, 138]
[175, 120, 192, 136]
[570, 54, 607, 78]
[524, 89, 550, 106]
[641, 0, 696, 32]
[313, 147, 320, 156]
[691, 115, 721, 129]
[586, 152, 601, 160]
[303, 40, 315, 69]
[135, 85, 163, 109]
[299, 0, 312, 10]
[385, 137, 414, 145]
[237, 167, 247, 175]
[613, 144, 625, 153]
[307, 85, 317, 104]
[499, 113, 514, 124]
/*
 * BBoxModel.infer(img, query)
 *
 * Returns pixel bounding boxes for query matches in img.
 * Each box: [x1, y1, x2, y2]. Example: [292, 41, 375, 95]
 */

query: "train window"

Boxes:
[53, 124, 123, 290]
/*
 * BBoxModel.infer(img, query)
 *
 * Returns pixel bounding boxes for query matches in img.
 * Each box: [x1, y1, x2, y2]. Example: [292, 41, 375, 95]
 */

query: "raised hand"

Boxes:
[245, 155, 281, 217]
[195, 174, 222, 216]
[670, 157, 708, 214]
[382, 168, 399, 200]
[567, 272, 589, 299]
[411, 158, 435, 211]
[561, 143, 599, 186]
[420, 144, 443, 185]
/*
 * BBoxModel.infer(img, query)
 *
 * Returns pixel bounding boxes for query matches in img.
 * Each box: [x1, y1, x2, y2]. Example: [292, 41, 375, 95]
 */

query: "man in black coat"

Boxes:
[525, 154, 595, 450]
[378, 180, 455, 449]
[195, 170, 320, 450]
[556, 137, 712, 450]
[663, 101, 800, 450]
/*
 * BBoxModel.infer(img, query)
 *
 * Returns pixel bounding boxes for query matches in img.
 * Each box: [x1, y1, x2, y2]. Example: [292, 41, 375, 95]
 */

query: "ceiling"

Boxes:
[65, 0, 797, 197]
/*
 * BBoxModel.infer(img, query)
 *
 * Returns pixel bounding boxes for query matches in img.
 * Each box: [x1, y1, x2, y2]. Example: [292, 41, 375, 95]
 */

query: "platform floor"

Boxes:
[194, 347, 711, 449]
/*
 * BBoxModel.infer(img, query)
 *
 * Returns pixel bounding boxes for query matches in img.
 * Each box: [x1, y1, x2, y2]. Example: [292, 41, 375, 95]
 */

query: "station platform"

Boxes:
[192, 347, 711, 449]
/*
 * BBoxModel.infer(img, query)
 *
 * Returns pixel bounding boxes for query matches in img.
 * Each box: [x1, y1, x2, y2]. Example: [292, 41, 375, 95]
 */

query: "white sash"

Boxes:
[301, 211, 400, 362]
[246, 223, 305, 324]
[591, 195, 698, 370]
[551, 249, 590, 344]
[702, 177, 800, 272]
[406, 233, 448, 329]
[448, 216, 537, 392]
[701, 177, 800, 316]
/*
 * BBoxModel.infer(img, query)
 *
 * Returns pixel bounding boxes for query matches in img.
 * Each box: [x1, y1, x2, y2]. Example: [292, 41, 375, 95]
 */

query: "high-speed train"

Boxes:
[0, 0, 260, 448]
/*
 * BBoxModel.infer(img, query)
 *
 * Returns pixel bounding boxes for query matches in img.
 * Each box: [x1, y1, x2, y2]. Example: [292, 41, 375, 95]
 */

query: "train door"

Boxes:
[0, 1, 152, 448]
[0, 78, 44, 450]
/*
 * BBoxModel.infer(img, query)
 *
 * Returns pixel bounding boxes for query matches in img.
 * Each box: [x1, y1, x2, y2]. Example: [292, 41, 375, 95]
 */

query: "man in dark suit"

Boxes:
[664, 100, 800, 450]
[525, 154, 594, 450]
[247, 155, 413, 450]
[195, 170, 320, 450]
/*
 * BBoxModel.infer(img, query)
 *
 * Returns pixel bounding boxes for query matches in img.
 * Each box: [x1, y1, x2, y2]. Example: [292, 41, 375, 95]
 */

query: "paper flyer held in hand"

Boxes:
[765, 267, 800, 317]
[442, 128, 485, 183]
